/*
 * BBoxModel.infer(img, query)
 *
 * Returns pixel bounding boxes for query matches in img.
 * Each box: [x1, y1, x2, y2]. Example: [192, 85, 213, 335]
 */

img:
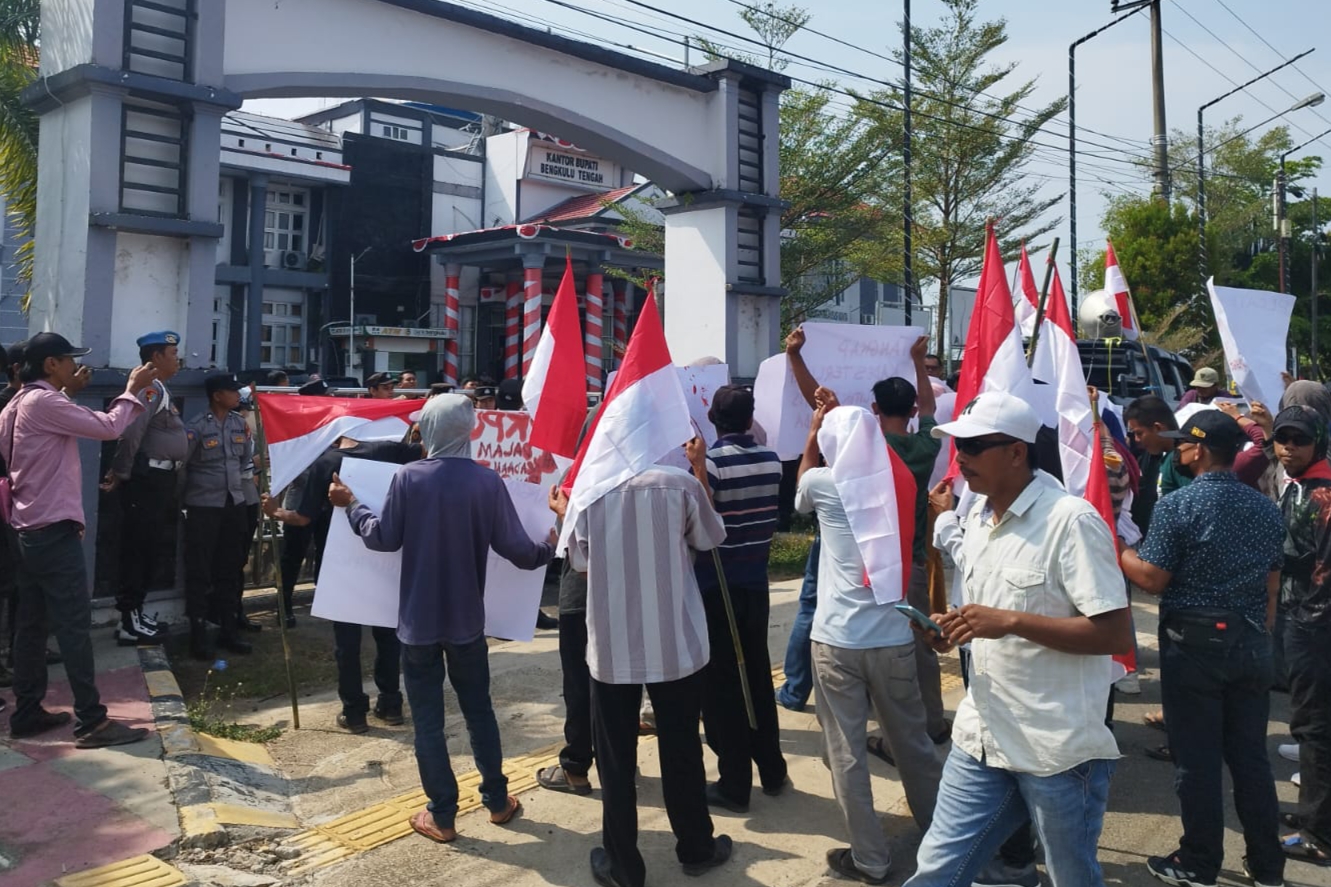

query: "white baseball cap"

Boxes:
[931, 391, 1042, 444]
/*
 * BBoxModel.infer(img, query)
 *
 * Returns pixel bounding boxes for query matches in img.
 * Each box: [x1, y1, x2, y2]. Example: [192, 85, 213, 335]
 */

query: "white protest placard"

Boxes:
[471, 409, 562, 488]
[311, 458, 400, 628]
[1208, 279, 1295, 408]
[310, 422, 556, 639]
[482, 480, 554, 642]
[752, 323, 925, 460]
[652, 364, 732, 470]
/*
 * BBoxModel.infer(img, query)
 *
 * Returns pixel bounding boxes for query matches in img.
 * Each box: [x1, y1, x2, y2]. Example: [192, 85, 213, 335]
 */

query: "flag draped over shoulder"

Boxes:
[819, 406, 914, 603]
[558, 288, 693, 546]
[257, 395, 419, 493]
[522, 255, 588, 458]
[1104, 240, 1139, 341]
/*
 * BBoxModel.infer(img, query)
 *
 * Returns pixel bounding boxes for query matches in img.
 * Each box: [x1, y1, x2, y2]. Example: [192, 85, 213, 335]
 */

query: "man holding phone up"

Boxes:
[905, 392, 1133, 887]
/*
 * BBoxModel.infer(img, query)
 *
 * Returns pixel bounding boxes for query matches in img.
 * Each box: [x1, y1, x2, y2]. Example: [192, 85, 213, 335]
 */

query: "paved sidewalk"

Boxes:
[0, 634, 178, 887]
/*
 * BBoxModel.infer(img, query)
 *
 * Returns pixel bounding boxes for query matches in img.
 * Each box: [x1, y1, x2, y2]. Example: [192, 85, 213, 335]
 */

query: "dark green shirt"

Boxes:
[1158, 448, 1193, 498]
[885, 415, 941, 564]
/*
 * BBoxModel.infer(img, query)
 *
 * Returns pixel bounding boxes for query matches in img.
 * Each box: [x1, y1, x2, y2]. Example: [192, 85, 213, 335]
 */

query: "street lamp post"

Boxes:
[1278, 127, 1331, 294]
[1069, 6, 1145, 318]
[1197, 78, 1322, 292]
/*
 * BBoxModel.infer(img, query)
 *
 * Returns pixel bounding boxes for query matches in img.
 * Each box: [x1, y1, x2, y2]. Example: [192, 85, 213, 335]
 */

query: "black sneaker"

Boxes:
[117, 611, 164, 647]
[373, 704, 404, 726]
[591, 847, 631, 887]
[337, 713, 369, 734]
[826, 847, 888, 885]
[705, 782, 749, 814]
[682, 834, 733, 876]
[10, 707, 72, 738]
[1146, 853, 1216, 887]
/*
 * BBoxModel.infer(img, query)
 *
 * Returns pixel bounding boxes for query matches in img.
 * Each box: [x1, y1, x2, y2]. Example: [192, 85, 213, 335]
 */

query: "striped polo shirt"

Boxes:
[695, 433, 783, 593]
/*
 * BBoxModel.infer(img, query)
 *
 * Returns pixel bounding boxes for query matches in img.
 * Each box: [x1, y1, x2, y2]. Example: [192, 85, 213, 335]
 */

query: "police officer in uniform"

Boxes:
[104, 331, 187, 646]
[183, 374, 254, 660]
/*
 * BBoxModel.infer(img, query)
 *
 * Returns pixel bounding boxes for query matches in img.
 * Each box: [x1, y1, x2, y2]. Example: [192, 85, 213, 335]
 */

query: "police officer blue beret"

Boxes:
[136, 331, 180, 348]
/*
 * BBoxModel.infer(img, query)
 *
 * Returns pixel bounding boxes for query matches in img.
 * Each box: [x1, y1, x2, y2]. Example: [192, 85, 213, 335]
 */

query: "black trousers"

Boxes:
[1, 523, 18, 656]
[184, 501, 248, 625]
[1287, 618, 1331, 846]
[11, 521, 105, 735]
[592, 672, 716, 887]
[700, 584, 787, 804]
[279, 522, 312, 615]
[333, 621, 402, 717]
[558, 610, 594, 777]
[114, 468, 177, 614]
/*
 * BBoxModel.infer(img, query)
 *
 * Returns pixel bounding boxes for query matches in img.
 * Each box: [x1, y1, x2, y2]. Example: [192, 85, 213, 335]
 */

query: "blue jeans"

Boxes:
[905, 747, 1114, 887]
[401, 636, 508, 830]
[777, 536, 819, 710]
[1160, 615, 1282, 884]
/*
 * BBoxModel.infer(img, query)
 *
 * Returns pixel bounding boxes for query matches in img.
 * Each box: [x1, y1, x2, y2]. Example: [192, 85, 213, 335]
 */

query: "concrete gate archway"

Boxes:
[29, 0, 789, 376]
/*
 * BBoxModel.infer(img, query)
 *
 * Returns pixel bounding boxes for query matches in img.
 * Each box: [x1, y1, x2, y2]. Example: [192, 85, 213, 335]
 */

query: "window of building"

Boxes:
[381, 124, 410, 141]
[211, 296, 230, 367]
[264, 188, 307, 254]
[261, 297, 304, 367]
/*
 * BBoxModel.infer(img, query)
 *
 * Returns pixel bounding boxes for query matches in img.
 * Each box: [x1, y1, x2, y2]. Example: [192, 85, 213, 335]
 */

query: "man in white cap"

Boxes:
[904, 391, 1134, 887]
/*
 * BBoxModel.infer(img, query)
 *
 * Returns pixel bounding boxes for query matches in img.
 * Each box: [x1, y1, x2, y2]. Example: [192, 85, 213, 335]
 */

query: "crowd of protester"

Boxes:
[0, 323, 1327, 887]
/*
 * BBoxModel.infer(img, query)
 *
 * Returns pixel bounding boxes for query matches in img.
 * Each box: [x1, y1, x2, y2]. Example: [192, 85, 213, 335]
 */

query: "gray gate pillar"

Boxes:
[662, 61, 788, 379]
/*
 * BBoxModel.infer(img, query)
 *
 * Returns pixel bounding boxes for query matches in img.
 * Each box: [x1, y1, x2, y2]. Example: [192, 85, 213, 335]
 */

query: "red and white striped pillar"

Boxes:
[503, 278, 521, 380]
[584, 269, 604, 393]
[612, 280, 629, 361]
[521, 258, 544, 378]
[443, 263, 461, 386]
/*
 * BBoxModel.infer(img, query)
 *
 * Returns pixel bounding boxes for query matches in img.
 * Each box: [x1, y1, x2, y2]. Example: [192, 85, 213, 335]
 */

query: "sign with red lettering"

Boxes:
[470, 410, 561, 487]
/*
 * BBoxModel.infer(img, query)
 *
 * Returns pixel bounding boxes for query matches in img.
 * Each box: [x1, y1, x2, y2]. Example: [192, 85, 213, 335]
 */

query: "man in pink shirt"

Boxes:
[0, 333, 157, 748]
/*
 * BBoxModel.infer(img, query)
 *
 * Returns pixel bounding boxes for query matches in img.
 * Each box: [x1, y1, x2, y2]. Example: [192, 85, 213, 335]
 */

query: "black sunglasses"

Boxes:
[1274, 432, 1314, 447]
[955, 436, 1018, 456]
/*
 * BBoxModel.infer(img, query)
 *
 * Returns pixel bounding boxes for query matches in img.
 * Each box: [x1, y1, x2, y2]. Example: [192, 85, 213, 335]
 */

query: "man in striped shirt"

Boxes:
[554, 457, 732, 887]
[692, 385, 788, 812]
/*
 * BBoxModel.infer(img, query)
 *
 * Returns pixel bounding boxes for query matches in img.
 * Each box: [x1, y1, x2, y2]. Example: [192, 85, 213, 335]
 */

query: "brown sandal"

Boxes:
[489, 795, 522, 825]
[410, 809, 457, 843]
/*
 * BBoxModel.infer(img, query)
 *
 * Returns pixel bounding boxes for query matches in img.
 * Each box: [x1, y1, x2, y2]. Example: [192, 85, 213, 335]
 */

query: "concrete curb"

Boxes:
[138, 646, 300, 850]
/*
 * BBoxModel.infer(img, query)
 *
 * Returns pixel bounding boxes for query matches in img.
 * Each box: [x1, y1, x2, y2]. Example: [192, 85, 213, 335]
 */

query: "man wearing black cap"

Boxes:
[103, 331, 187, 646]
[1, 332, 157, 747]
[462, 376, 497, 411]
[364, 372, 397, 400]
[1121, 410, 1287, 887]
[1271, 405, 1331, 866]
[689, 385, 788, 813]
[182, 374, 255, 660]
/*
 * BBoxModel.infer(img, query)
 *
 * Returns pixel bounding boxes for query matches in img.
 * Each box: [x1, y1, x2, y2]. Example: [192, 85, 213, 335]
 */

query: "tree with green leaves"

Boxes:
[853, 0, 1064, 354]
[0, 0, 39, 308]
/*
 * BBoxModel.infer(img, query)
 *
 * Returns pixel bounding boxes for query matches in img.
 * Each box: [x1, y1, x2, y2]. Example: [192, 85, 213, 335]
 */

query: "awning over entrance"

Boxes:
[411, 223, 658, 273]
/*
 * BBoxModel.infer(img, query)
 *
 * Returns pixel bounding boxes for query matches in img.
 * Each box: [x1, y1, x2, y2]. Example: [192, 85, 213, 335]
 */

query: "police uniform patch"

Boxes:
[186, 429, 196, 441]
[204, 437, 220, 449]
[232, 434, 246, 444]
[145, 388, 158, 403]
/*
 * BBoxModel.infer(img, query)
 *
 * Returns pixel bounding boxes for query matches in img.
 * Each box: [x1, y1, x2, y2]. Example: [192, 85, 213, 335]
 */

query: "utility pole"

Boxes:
[1315, 187, 1322, 378]
[902, 0, 914, 330]
[1149, 0, 1170, 200]
[350, 246, 372, 379]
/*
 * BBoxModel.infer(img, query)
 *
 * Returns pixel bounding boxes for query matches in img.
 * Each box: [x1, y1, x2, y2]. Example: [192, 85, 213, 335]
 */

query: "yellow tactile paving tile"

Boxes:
[54, 854, 186, 887]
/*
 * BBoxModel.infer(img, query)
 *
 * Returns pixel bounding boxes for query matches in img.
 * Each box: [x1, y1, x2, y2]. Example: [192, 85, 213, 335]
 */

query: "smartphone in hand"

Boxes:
[894, 603, 947, 637]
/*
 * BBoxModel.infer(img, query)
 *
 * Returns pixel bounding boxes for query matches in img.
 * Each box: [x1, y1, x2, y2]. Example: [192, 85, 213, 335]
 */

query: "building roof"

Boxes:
[410, 224, 659, 271]
[525, 184, 644, 224]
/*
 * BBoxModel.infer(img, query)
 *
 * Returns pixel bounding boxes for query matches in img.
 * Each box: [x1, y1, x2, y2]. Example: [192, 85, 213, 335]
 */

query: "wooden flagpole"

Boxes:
[252, 399, 301, 729]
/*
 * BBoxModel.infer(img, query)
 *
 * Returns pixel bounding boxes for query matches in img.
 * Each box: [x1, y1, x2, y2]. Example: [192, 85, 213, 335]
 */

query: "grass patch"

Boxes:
[185, 668, 284, 743]
[769, 531, 814, 582]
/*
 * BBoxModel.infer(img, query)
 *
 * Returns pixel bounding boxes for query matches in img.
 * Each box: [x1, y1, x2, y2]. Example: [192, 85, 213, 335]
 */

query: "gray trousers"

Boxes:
[907, 559, 947, 737]
[813, 639, 943, 879]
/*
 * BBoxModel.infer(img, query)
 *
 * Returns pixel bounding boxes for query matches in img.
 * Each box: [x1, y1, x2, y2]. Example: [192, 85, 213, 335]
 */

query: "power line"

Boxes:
[1172, 0, 1331, 153]
[724, 0, 1149, 151]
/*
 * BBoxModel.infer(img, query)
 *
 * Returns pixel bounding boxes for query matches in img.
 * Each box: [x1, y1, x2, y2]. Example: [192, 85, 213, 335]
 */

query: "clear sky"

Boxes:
[248, 0, 1331, 295]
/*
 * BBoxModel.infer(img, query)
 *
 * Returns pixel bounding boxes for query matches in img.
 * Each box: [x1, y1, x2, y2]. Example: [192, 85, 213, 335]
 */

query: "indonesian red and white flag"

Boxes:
[949, 226, 1035, 481]
[819, 406, 915, 603]
[1013, 243, 1040, 338]
[558, 287, 693, 546]
[1032, 267, 1095, 497]
[1084, 421, 1138, 677]
[256, 395, 419, 494]
[522, 255, 587, 458]
[1104, 240, 1139, 341]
